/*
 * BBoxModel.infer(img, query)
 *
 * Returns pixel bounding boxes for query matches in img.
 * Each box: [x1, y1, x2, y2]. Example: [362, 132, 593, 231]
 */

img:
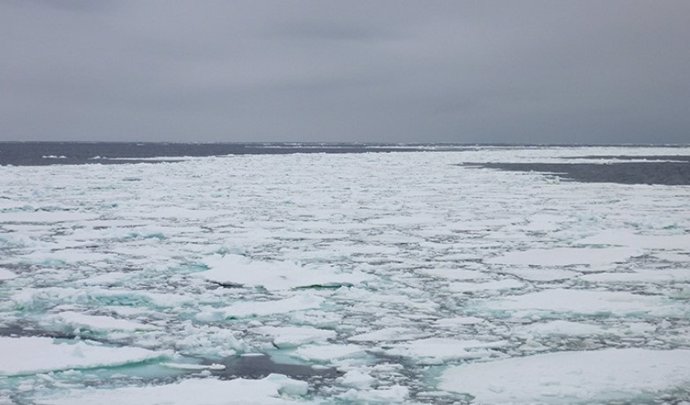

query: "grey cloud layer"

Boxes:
[1, 1, 689, 143]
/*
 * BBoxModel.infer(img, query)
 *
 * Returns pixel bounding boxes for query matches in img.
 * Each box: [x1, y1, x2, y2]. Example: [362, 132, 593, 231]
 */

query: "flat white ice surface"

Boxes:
[1, 146, 689, 403]
[37, 374, 308, 405]
[440, 349, 690, 403]
[484, 288, 672, 315]
[215, 295, 324, 318]
[199, 254, 372, 291]
[0, 268, 17, 281]
[578, 229, 690, 250]
[514, 320, 608, 336]
[47, 311, 157, 332]
[486, 247, 640, 266]
[252, 326, 336, 347]
[292, 344, 366, 362]
[387, 338, 505, 363]
[0, 337, 167, 376]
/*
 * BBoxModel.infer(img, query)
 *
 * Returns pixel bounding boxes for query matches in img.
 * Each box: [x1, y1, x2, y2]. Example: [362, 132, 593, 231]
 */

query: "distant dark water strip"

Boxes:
[0, 142, 476, 166]
[461, 161, 690, 185]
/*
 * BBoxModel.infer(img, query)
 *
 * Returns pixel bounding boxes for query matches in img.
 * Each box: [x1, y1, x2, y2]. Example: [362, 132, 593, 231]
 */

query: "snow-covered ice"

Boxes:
[440, 349, 690, 403]
[1, 145, 689, 403]
[486, 247, 641, 267]
[0, 337, 168, 376]
[37, 374, 308, 405]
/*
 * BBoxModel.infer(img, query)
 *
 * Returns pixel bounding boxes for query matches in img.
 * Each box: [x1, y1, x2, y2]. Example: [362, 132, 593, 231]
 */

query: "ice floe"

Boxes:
[440, 349, 690, 403]
[386, 338, 505, 363]
[199, 295, 325, 320]
[45, 311, 158, 332]
[252, 326, 336, 347]
[292, 344, 366, 362]
[578, 229, 690, 250]
[0, 268, 17, 281]
[514, 320, 609, 336]
[36, 374, 308, 405]
[0, 337, 168, 376]
[483, 288, 677, 316]
[486, 247, 641, 266]
[199, 254, 372, 290]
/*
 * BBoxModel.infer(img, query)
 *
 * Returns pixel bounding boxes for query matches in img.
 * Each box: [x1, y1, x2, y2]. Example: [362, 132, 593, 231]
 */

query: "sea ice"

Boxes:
[199, 254, 372, 290]
[580, 269, 690, 283]
[46, 311, 158, 332]
[0, 337, 168, 376]
[514, 320, 608, 336]
[483, 288, 675, 315]
[338, 369, 375, 388]
[0, 268, 17, 281]
[440, 348, 690, 403]
[209, 295, 325, 319]
[578, 229, 690, 250]
[292, 344, 366, 362]
[386, 338, 505, 363]
[502, 268, 578, 281]
[252, 326, 336, 347]
[448, 278, 523, 292]
[486, 247, 640, 266]
[348, 327, 425, 343]
[338, 385, 409, 403]
[36, 374, 308, 405]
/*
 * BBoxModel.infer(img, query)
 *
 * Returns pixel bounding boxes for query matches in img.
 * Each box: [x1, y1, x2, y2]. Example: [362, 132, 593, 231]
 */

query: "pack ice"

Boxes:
[1, 146, 689, 404]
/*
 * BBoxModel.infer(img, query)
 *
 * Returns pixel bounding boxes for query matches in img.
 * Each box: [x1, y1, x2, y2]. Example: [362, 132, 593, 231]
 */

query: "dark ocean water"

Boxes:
[463, 161, 690, 185]
[2, 142, 689, 185]
[0, 142, 466, 166]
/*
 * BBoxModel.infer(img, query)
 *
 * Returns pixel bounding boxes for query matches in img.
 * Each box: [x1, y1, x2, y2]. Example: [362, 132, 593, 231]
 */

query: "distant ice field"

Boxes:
[1, 145, 689, 404]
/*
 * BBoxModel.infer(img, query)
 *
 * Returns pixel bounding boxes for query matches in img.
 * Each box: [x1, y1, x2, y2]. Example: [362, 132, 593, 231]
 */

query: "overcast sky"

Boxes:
[1, 1, 689, 143]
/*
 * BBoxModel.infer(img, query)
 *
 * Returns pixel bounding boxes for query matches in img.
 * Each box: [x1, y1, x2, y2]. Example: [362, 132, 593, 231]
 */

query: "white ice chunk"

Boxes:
[0, 268, 17, 281]
[386, 338, 505, 363]
[579, 229, 690, 250]
[417, 268, 486, 280]
[338, 369, 375, 388]
[484, 288, 674, 315]
[515, 320, 608, 336]
[486, 247, 640, 266]
[0, 337, 168, 376]
[448, 279, 523, 292]
[348, 327, 426, 343]
[252, 326, 336, 347]
[338, 385, 409, 403]
[48, 311, 157, 332]
[161, 362, 225, 370]
[199, 254, 372, 291]
[0, 211, 97, 223]
[502, 268, 578, 281]
[581, 269, 690, 283]
[37, 374, 308, 405]
[434, 316, 485, 328]
[217, 295, 324, 319]
[292, 344, 366, 362]
[440, 349, 690, 403]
